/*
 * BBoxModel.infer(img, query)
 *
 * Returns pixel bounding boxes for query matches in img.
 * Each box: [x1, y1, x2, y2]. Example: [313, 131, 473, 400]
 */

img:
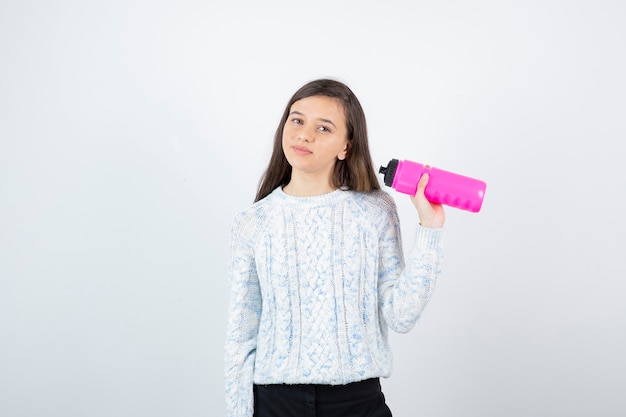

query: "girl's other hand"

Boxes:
[410, 172, 445, 228]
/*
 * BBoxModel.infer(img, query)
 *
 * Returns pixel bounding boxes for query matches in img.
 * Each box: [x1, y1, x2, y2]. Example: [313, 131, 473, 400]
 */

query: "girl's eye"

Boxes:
[318, 126, 331, 133]
[291, 118, 302, 124]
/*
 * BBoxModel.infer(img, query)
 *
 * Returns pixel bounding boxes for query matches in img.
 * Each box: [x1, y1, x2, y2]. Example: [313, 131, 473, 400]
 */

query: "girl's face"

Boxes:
[282, 95, 349, 182]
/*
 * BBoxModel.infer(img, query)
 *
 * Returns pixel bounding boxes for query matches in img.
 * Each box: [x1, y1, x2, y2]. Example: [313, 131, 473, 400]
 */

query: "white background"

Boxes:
[1, 1, 625, 416]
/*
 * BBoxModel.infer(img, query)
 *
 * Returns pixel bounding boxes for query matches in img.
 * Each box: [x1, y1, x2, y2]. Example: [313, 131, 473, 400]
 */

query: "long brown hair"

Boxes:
[254, 78, 380, 202]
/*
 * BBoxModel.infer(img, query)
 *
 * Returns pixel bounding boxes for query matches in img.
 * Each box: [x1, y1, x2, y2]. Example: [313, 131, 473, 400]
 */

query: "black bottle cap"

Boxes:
[378, 159, 399, 187]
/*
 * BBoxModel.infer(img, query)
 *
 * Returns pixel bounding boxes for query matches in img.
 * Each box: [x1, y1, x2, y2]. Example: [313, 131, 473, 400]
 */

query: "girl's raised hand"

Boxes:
[410, 172, 445, 228]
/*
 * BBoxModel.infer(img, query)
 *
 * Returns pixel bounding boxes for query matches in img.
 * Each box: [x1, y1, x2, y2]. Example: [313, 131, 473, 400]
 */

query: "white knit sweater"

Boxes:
[225, 187, 444, 417]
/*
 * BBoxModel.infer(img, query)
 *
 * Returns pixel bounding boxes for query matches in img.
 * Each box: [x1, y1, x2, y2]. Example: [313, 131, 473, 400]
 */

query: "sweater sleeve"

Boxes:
[377, 198, 444, 333]
[225, 214, 261, 417]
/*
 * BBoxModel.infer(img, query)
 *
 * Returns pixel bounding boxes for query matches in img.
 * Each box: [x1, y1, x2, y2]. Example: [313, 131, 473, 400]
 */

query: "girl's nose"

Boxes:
[297, 126, 315, 142]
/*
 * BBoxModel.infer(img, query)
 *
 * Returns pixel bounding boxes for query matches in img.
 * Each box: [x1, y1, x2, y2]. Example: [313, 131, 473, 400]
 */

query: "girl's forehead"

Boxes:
[290, 96, 345, 117]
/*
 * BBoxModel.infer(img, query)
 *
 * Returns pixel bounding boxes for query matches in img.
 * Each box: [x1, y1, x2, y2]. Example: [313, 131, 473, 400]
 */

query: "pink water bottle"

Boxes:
[379, 158, 487, 212]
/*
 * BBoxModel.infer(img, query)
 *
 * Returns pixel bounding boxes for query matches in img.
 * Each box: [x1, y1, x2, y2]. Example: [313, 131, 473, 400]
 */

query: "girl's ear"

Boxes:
[337, 141, 350, 161]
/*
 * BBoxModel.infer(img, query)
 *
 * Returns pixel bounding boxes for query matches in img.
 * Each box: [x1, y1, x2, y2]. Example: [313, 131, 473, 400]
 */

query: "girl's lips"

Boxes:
[292, 146, 312, 155]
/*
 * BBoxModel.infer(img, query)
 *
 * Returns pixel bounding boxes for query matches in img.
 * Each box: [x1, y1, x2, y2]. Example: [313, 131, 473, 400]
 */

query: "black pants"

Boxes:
[253, 378, 393, 417]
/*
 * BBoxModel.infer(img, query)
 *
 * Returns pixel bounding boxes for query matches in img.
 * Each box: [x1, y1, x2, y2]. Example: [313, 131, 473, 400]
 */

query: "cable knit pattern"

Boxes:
[225, 187, 443, 417]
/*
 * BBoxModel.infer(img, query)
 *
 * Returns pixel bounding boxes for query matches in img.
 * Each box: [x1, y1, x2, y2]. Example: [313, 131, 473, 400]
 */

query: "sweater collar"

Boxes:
[270, 186, 351, 207]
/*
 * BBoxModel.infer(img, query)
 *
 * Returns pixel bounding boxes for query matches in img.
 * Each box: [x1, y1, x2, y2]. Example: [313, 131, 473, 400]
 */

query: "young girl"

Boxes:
[225, 78, 445, 417]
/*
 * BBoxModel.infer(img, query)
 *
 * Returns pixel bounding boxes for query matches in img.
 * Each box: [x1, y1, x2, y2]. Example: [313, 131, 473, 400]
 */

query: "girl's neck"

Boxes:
[282, 176, 336, 197]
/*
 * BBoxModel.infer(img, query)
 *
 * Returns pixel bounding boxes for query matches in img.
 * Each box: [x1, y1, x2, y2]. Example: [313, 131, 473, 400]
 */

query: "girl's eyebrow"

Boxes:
[289, 110, 337, 128]
[319, 118, 337, 128]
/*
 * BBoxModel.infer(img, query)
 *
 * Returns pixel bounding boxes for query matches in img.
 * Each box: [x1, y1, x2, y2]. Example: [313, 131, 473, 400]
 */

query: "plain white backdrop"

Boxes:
[1, 1, 625, 416]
